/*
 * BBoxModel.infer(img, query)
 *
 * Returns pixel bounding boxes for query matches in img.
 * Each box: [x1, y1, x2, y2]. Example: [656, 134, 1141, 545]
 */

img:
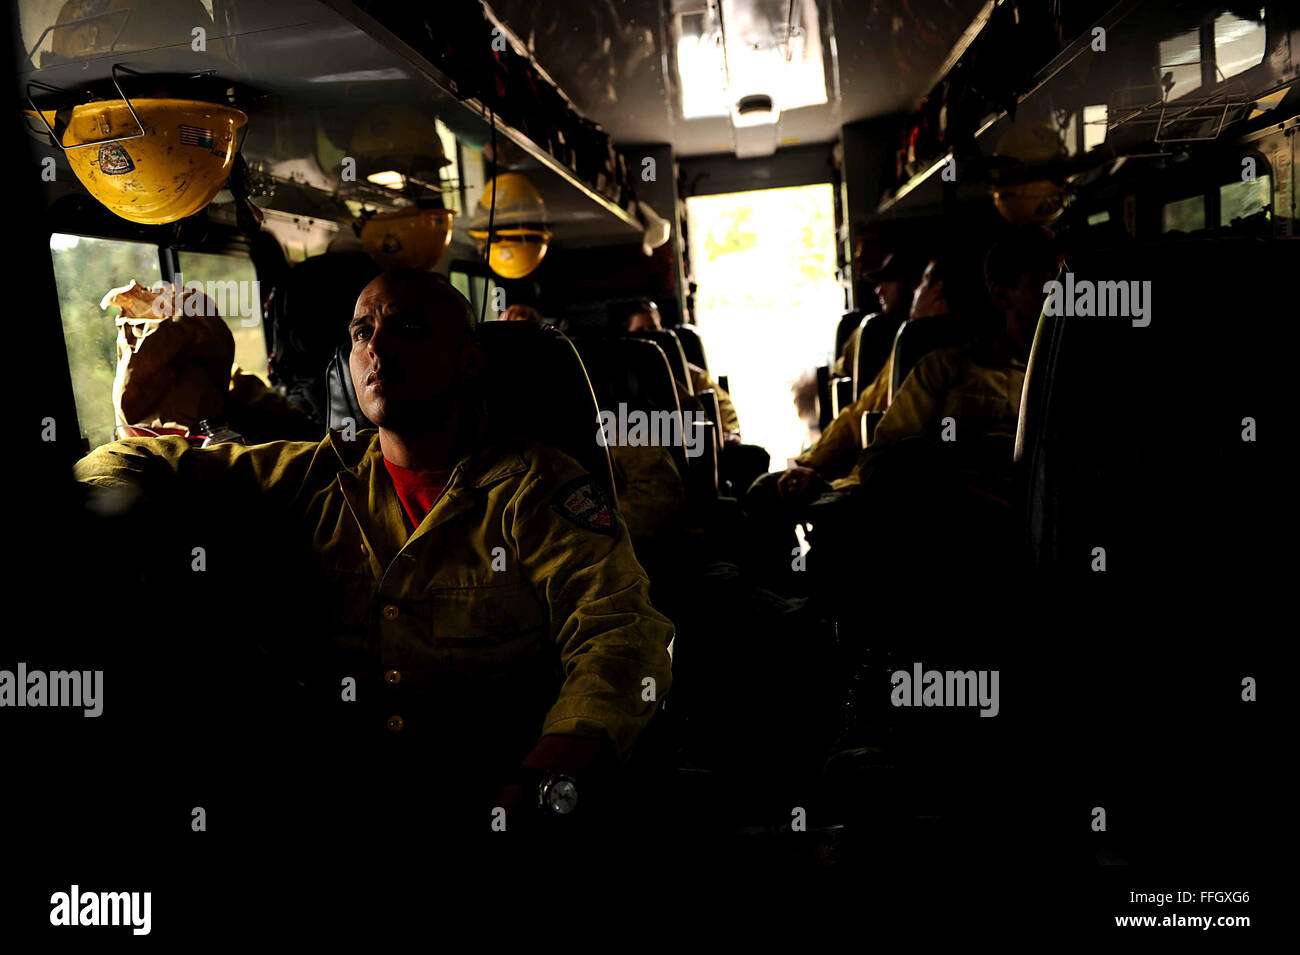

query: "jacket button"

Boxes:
[384, 669, 401, 685]
[382, 604, 400, 621]
[387, 715, 404, 732]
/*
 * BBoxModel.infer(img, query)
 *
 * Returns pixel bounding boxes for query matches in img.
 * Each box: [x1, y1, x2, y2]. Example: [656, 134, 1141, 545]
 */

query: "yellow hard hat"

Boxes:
[42, 0, 212, 64]
[33, 97, 247, 225]
[474, 229, 550, 280]
[990, 122, 1070, 225]
[992, 181, 1069, 225]
[350, 106, 451, 186]
[358, 205, 455, 271]
[467, 173, 552, 279]
[994, 122, 1068, 163]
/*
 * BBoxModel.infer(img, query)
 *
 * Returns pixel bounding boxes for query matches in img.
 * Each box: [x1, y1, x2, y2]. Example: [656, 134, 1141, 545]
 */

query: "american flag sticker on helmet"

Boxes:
[179, 124, 215, 149]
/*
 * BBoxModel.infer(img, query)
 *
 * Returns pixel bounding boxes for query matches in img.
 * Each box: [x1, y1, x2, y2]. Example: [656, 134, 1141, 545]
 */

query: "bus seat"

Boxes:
[630, 328, 694, 395]
[834, 309, 867, 359]
[1016, 236, 1288, 579]
[571, 334, 690, 485]
[831, 375, 855, 419]
[673, 324, 709, 373]
[888, 314, 977, 401]
[860, 410, 885, 447]
[326, 322, 617, 504]
[815, 364, 833, 430]
[695, 389, 726, 456]
[853, 310, 906, 399]
[266, 253, 381, 428]
[573, 332, 721, 505]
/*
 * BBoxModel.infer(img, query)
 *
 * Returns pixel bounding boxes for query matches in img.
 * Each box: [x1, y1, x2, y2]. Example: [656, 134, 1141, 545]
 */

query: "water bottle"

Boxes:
[197, 418, 247, 447]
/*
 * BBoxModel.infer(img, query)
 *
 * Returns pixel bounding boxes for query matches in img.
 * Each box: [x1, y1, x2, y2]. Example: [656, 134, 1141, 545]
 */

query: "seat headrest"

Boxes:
[325, 322, 616, 502]
[573, 334, 690, 479]
[854, 309, 904, 397]
[889, 313, 977, 399]
[628, 329, 692, 394]
[835, 309, 867, 357]
[672, 324, 708, 373]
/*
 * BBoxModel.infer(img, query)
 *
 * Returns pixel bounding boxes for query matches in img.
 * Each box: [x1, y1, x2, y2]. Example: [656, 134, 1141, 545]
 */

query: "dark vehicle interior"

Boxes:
[8, 0, 1291, 935]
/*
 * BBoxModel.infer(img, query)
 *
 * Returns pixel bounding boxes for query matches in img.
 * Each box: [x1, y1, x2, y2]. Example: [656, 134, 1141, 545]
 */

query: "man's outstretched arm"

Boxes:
[508, 451, 675, 770]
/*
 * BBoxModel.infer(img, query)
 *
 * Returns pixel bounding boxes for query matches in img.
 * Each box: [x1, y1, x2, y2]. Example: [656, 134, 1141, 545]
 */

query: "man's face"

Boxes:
[875, 279, 908, 314]
[348, 275, 480, 430]
[910, 261, 946, 319]
[627, 309, 662, 332]
[1002, 269, 1053, 344]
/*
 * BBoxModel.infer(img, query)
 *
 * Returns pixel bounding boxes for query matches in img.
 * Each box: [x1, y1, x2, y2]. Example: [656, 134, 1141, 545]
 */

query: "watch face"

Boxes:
[544, 777, 579, 815]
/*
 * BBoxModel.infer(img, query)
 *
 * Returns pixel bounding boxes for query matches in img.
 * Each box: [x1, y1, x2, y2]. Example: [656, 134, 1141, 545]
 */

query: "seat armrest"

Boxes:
[832, 376, 853, 419]
[861, 410, 885, 447]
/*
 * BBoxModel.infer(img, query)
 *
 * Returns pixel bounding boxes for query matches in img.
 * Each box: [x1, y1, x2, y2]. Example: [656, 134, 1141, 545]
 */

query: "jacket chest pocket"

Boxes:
[949, 387, 1015, 433]
[426, 582, 547, 648]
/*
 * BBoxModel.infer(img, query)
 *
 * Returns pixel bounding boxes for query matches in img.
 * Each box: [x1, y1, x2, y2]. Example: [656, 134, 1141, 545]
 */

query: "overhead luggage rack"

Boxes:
[1109, 66, 1256, 143]
[17, 0, 644, 243]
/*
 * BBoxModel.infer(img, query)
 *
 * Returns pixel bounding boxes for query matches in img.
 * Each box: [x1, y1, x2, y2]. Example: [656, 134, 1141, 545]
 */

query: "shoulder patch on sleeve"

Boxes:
[550, 475, 616, 536]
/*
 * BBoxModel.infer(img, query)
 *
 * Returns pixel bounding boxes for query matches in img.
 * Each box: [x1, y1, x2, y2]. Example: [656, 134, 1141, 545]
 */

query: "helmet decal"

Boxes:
[178, 124, 216, 150]
[96, 143, 135, 176]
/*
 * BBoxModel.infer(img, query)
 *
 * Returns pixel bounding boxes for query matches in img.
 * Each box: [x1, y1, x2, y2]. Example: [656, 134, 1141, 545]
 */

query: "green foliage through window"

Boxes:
[50, 234, 160, 450]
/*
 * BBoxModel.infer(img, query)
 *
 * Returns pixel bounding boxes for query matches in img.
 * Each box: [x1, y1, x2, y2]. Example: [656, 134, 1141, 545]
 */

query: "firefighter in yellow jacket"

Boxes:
[805, 228, 1060, 592]
[785, 254, 953, 491]
[74, 269, 674, 827]
[841, 227, 1059, 498]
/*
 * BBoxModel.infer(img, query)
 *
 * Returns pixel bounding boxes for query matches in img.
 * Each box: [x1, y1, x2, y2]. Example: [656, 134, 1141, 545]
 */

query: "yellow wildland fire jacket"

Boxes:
[845, 340, 1027, 497]
[74, 431, 674, 764]
[795, 358, 892, 480]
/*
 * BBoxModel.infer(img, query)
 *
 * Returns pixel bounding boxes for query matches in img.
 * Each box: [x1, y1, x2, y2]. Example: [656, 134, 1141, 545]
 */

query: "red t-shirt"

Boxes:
[383, 458, 452, 529]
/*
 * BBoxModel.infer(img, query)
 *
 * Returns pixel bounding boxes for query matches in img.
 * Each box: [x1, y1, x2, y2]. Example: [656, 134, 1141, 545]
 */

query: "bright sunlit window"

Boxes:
[1158, 30, 1202, 101]
[1083, 104, 1109, 151]
[1215, 11, 1266, 80]
[687, 183, 842, 466]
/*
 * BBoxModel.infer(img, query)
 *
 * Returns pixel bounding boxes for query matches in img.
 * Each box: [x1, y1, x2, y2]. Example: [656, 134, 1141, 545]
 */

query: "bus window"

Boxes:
[176, 251, 270, 382]
[1162, 195, 1206, 233]
[1082, 105, 1108, 152]
[1158, 29, 1202, 102]
[1215, 11, 1267, 80]
[452, 269, 500, 321]
[1220, 175, 1271, 226]
[50, 233, 162, 450]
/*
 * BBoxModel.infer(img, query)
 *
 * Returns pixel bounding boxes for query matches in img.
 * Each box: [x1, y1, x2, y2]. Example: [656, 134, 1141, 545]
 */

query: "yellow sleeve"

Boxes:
[610, 444, 687, 543]
[795, 361, 891, 477]
[508, 451, 675, 761]
[73, 434, 325, 512]
[843, 351, 954, 486]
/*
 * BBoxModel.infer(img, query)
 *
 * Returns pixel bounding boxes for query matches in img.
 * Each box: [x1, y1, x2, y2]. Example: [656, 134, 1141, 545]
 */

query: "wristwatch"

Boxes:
[536, 772, 579, 816]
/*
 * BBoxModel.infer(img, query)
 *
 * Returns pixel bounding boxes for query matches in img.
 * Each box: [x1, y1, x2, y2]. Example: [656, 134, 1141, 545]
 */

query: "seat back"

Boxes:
[673, 324, 709, 373]
[853, 309, 906, 398]
[326, 322, 616, 503]
[1016, 236, 1290, 580]
[630, 329, 693, 394]
[572, 334, 690, 482]
[267, 252, 380, 427]
[889, 313, 977, 400]
[834, 309, 866, 359]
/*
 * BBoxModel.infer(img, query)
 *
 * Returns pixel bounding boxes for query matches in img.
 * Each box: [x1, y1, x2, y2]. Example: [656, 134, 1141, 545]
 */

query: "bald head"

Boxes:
[348, 269, 483, 432]
[354, 269, 475, 338]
